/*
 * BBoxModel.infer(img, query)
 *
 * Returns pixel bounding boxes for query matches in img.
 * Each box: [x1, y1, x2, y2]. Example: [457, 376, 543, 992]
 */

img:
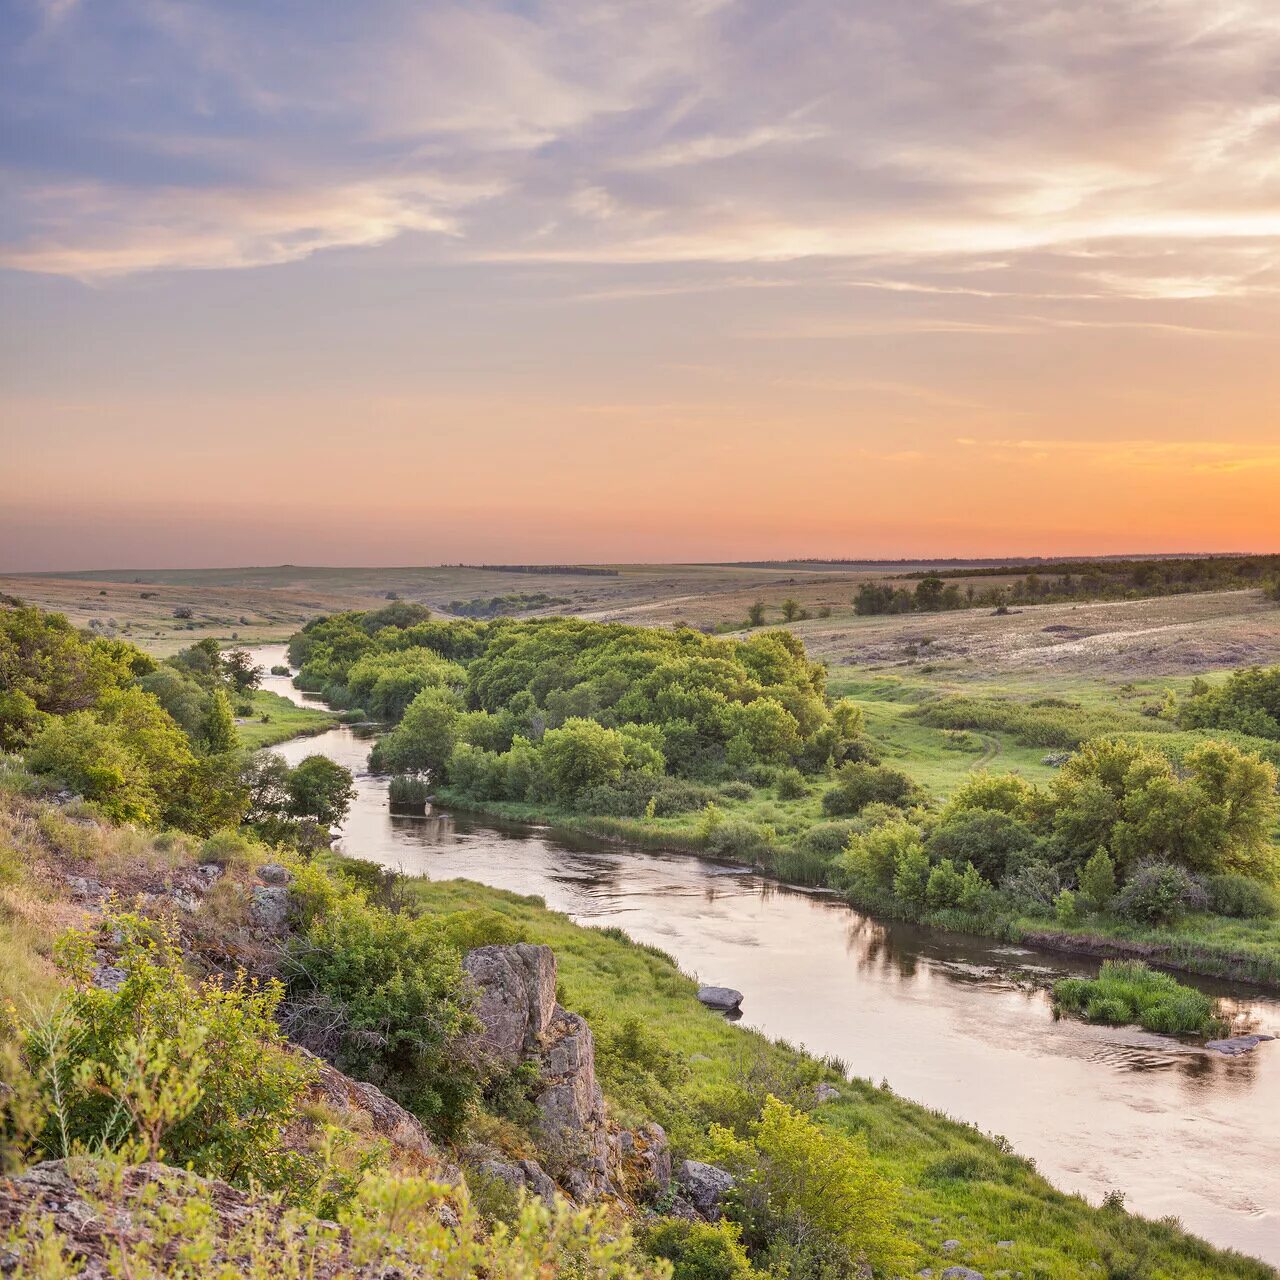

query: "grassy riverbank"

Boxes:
[236, 688, 337, 750]
[407, 876, 1271, 1279]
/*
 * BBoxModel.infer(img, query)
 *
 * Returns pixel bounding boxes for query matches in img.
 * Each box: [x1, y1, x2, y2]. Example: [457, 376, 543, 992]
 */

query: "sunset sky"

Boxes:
[3, 0, 1280, 569]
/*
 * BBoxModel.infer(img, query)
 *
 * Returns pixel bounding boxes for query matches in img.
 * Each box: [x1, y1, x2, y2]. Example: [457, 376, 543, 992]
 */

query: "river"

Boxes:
[252, 644, 1280, 1264]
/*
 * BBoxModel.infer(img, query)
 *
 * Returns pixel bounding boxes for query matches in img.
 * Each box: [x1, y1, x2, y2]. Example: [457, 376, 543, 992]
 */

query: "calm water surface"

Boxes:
[254, 645, 1280, 1264]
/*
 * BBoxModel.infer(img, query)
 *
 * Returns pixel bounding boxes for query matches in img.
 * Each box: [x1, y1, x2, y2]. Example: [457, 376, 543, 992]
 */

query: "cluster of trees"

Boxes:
[1, 606, 355, 845]
[853, 575, 966, 616]
[1179, 666, 1280, 742]
[290, 609, 875, 812]
[447, 592, 569, 619]
[835, 737, 1278, 927]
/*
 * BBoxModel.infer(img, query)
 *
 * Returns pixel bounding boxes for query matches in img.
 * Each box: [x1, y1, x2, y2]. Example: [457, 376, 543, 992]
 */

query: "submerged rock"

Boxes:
[1205, 1033, 1275, 1056]
[696, 985, 743, 1012]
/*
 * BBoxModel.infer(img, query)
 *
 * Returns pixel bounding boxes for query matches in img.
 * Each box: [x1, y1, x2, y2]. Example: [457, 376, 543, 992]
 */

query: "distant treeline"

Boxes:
[448, 592, 570, 619]
[452, 564, 619, 577]
[712, 555, 1243, 570]
[852, 555, 1280, 616]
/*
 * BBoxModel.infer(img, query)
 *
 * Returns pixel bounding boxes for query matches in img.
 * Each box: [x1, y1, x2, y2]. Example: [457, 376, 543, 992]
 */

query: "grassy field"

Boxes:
[236, 689, 337, 751]
[407, 876, 1272, 1280]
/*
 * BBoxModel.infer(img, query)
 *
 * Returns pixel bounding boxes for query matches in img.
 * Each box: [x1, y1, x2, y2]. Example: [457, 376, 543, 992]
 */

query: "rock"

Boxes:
[696, 986, 743, 1012]
[536, 1008, 614, 1201]
[941, 1239, 961, 1252]
[193, 863, 223, 889]
[618, 1121, 671, 1194]
[65, 875, 105, 903]
[996, 1240, 1013, 1248]
[1206, 1034, 1275, 1056]
[168, 888, 201, 913]
[676, 1159, 735, 1221]
[941, 1269, 984, 1280]
[462, 943, 558, 1066]
[258, 862, 292, 886]
[475, 1157, 558, 1204]
[814, 1082, 841, 1104]
[305, 1052, 454, 1175]
[91, 964, 126, 992]
[249, 885, 291, 929]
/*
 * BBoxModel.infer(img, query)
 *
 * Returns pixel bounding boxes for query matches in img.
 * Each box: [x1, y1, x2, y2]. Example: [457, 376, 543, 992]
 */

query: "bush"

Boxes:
[774, 767, 807, 800]
[1003, 861, 1061, 916]
[1205, 873, 1279, 919]
[926, 807, 1037, 883]
[389, 775, 430, 809]
[719, 780, 754, 802]
[1113, 862, 1209, 926]
[12, 914, 320, 1200]
[821, 762, 919, 817]
[643, 1219, 758, 1280]
[1053, 960, 1224, 1036]
[707, 1095, 906, 1279]
[925, 858, 965, 909]
[1078, 847, 1117, 913]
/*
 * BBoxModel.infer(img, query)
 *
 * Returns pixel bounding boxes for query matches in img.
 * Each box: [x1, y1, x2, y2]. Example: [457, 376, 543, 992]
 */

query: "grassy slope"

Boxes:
[409, 878, 1271, 1280]
[237, 689, 337, 750]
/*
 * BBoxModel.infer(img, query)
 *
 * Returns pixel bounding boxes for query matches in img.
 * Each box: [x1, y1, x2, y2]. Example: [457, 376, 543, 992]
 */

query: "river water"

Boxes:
[252, 645, 1280, 1264]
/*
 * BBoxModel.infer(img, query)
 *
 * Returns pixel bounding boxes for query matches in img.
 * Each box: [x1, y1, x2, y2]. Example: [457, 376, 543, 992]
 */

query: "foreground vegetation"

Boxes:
[0, 766, 1270, 1278]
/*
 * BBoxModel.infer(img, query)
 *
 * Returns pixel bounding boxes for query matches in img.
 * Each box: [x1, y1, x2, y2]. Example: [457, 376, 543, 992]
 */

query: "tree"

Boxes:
[540, 717, 627, 805]
[726, 698, 801, 766]
[914, 574, 945, 610]
[286, 755, 357, 827]
[1078, 847, 1117, 912]
[369, 687, 463, 777]
[779, 599, 801, 623]
[202, 687, 238, 753]
[27, 713, 157, 823]
[223, 648, 263, 697]
[746, 601, 767, 627]
[892, 843, 931, 908]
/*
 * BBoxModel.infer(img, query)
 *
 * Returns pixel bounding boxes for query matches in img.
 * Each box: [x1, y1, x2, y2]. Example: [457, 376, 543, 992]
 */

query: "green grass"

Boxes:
[1053, 961, 1226, 1037]
[236, 689, 336, 750]
[407, 877, 1272, 1279]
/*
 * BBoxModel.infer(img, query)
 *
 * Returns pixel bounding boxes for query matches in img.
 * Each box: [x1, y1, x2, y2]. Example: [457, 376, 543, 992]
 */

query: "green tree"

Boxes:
[892, 843, 932, 909]
[202, 687, 238, 753]
[925, 858, 965, 909]
[540, 717, 627, 805]
[914, 574, 945, 610]
[286, 755, 357, 827]
[779, 598, 801, 623]
[223, 648, 264, 697]
[1079, 847, 1117, 912]
[369, 687, 463, 777]
[746, 601, 767, 627]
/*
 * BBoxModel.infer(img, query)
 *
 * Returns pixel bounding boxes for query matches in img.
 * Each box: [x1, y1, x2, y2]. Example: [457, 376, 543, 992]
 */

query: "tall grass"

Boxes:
[1053, 961, 1226, 1037]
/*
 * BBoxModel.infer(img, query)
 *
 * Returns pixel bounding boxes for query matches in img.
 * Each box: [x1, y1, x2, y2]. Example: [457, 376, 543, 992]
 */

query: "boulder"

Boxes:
[1206, 1034, 1275, 1056]
[250, 885, 291, 930]
[676, 1159, 735, 1221]
[258, 862, 292, 886]
[697, 986, 743, 1012]
[941, 1269, 984, 1280]
[462, 943, 558, 1066]
[814, 1082, 841, 1104]
[475, 1156, 558, 1204]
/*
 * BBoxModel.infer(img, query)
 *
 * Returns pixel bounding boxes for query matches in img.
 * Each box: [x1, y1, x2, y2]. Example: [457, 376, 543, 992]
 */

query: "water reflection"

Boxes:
[251, 645, 1280, 1264]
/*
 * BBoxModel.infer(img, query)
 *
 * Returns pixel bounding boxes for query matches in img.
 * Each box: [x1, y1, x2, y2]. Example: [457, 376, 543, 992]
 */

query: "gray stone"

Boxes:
[257, 862, 292, 886]
[463, 943, 558, 1066]
[941, 1269, 984, 1280]
[1205, 1034, 1275, 1056]
[65, 875, 104, 903]
[996, 1241, 1013, 1248]
[696, 986, 743, 1012]
[536, 1008, 614, 1201]
[676, 1159, 735, 1221]
[92, 964, 127, 992]
[476, 1157, 557, 1204]
[814, 1082, 841, 1104]
[619, 1121, 671, 1193]
[249, 885, 291, 929]
[193, 863, 223, 889]
[941, 1240, 961, 1252]
[168, 888, 200, 913]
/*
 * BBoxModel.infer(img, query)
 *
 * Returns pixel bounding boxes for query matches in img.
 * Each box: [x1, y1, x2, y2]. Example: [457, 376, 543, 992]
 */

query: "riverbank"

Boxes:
[430, 787, 1280, 989]
[236, 688, 337, 750]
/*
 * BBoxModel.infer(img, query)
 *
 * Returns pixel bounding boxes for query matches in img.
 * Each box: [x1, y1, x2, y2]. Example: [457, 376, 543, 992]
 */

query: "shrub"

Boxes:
[1003, 861, 1061, 916]
[822, 762, 919, 817]
[1113, 862, 1209, 926]
[12, 914, 320, 1200]
[892, 843, 931, 910]
[1078, 847, 1118, 913]
[643, 1219, 758, 1280]
[774, 767, 807, 800]
[926, 807, 1038, 883]
[1205, 873, 1279, 919]
[719, 780, 754, 802]
[389, 774, 430, 807]
[1054, 887, 1080, 925]
[925, 858, 965, 909]
[706, 1095, 906, 1279]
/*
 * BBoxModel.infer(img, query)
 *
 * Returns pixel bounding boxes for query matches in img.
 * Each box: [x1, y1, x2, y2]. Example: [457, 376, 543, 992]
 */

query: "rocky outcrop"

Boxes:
[0, 1158, 455, 1279]
[304, 1052, 457, 1179]
[461, 943, 672, 1206]
[475, 1156, 558, 1204]
[675, 1159, 735, 1220]
[462, 944, 558, 1065]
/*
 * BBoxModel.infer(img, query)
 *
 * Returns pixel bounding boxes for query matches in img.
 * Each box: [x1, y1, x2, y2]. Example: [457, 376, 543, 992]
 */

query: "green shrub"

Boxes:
[927, 807, 1037, 883]
[1113, 862, 1208, 926]
[1054, 887, 1080, 925]
[775, 767, 808, 800]
[389, 775, 431, 808]
[1205, 873, 1279, 919]
[925, 858, 965, 909]
[1078, 847, 1117, 913]
[707, 1095, 906, 1279]
[719, 780, 754, 802]
[12, 914, 320, 1200]
[643, 1219, 759, 1280]
[821, 762, 919, 817]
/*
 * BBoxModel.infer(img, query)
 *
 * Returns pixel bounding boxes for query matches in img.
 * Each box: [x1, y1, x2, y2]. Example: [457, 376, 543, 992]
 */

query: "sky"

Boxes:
[3, 0, 1280, 570]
